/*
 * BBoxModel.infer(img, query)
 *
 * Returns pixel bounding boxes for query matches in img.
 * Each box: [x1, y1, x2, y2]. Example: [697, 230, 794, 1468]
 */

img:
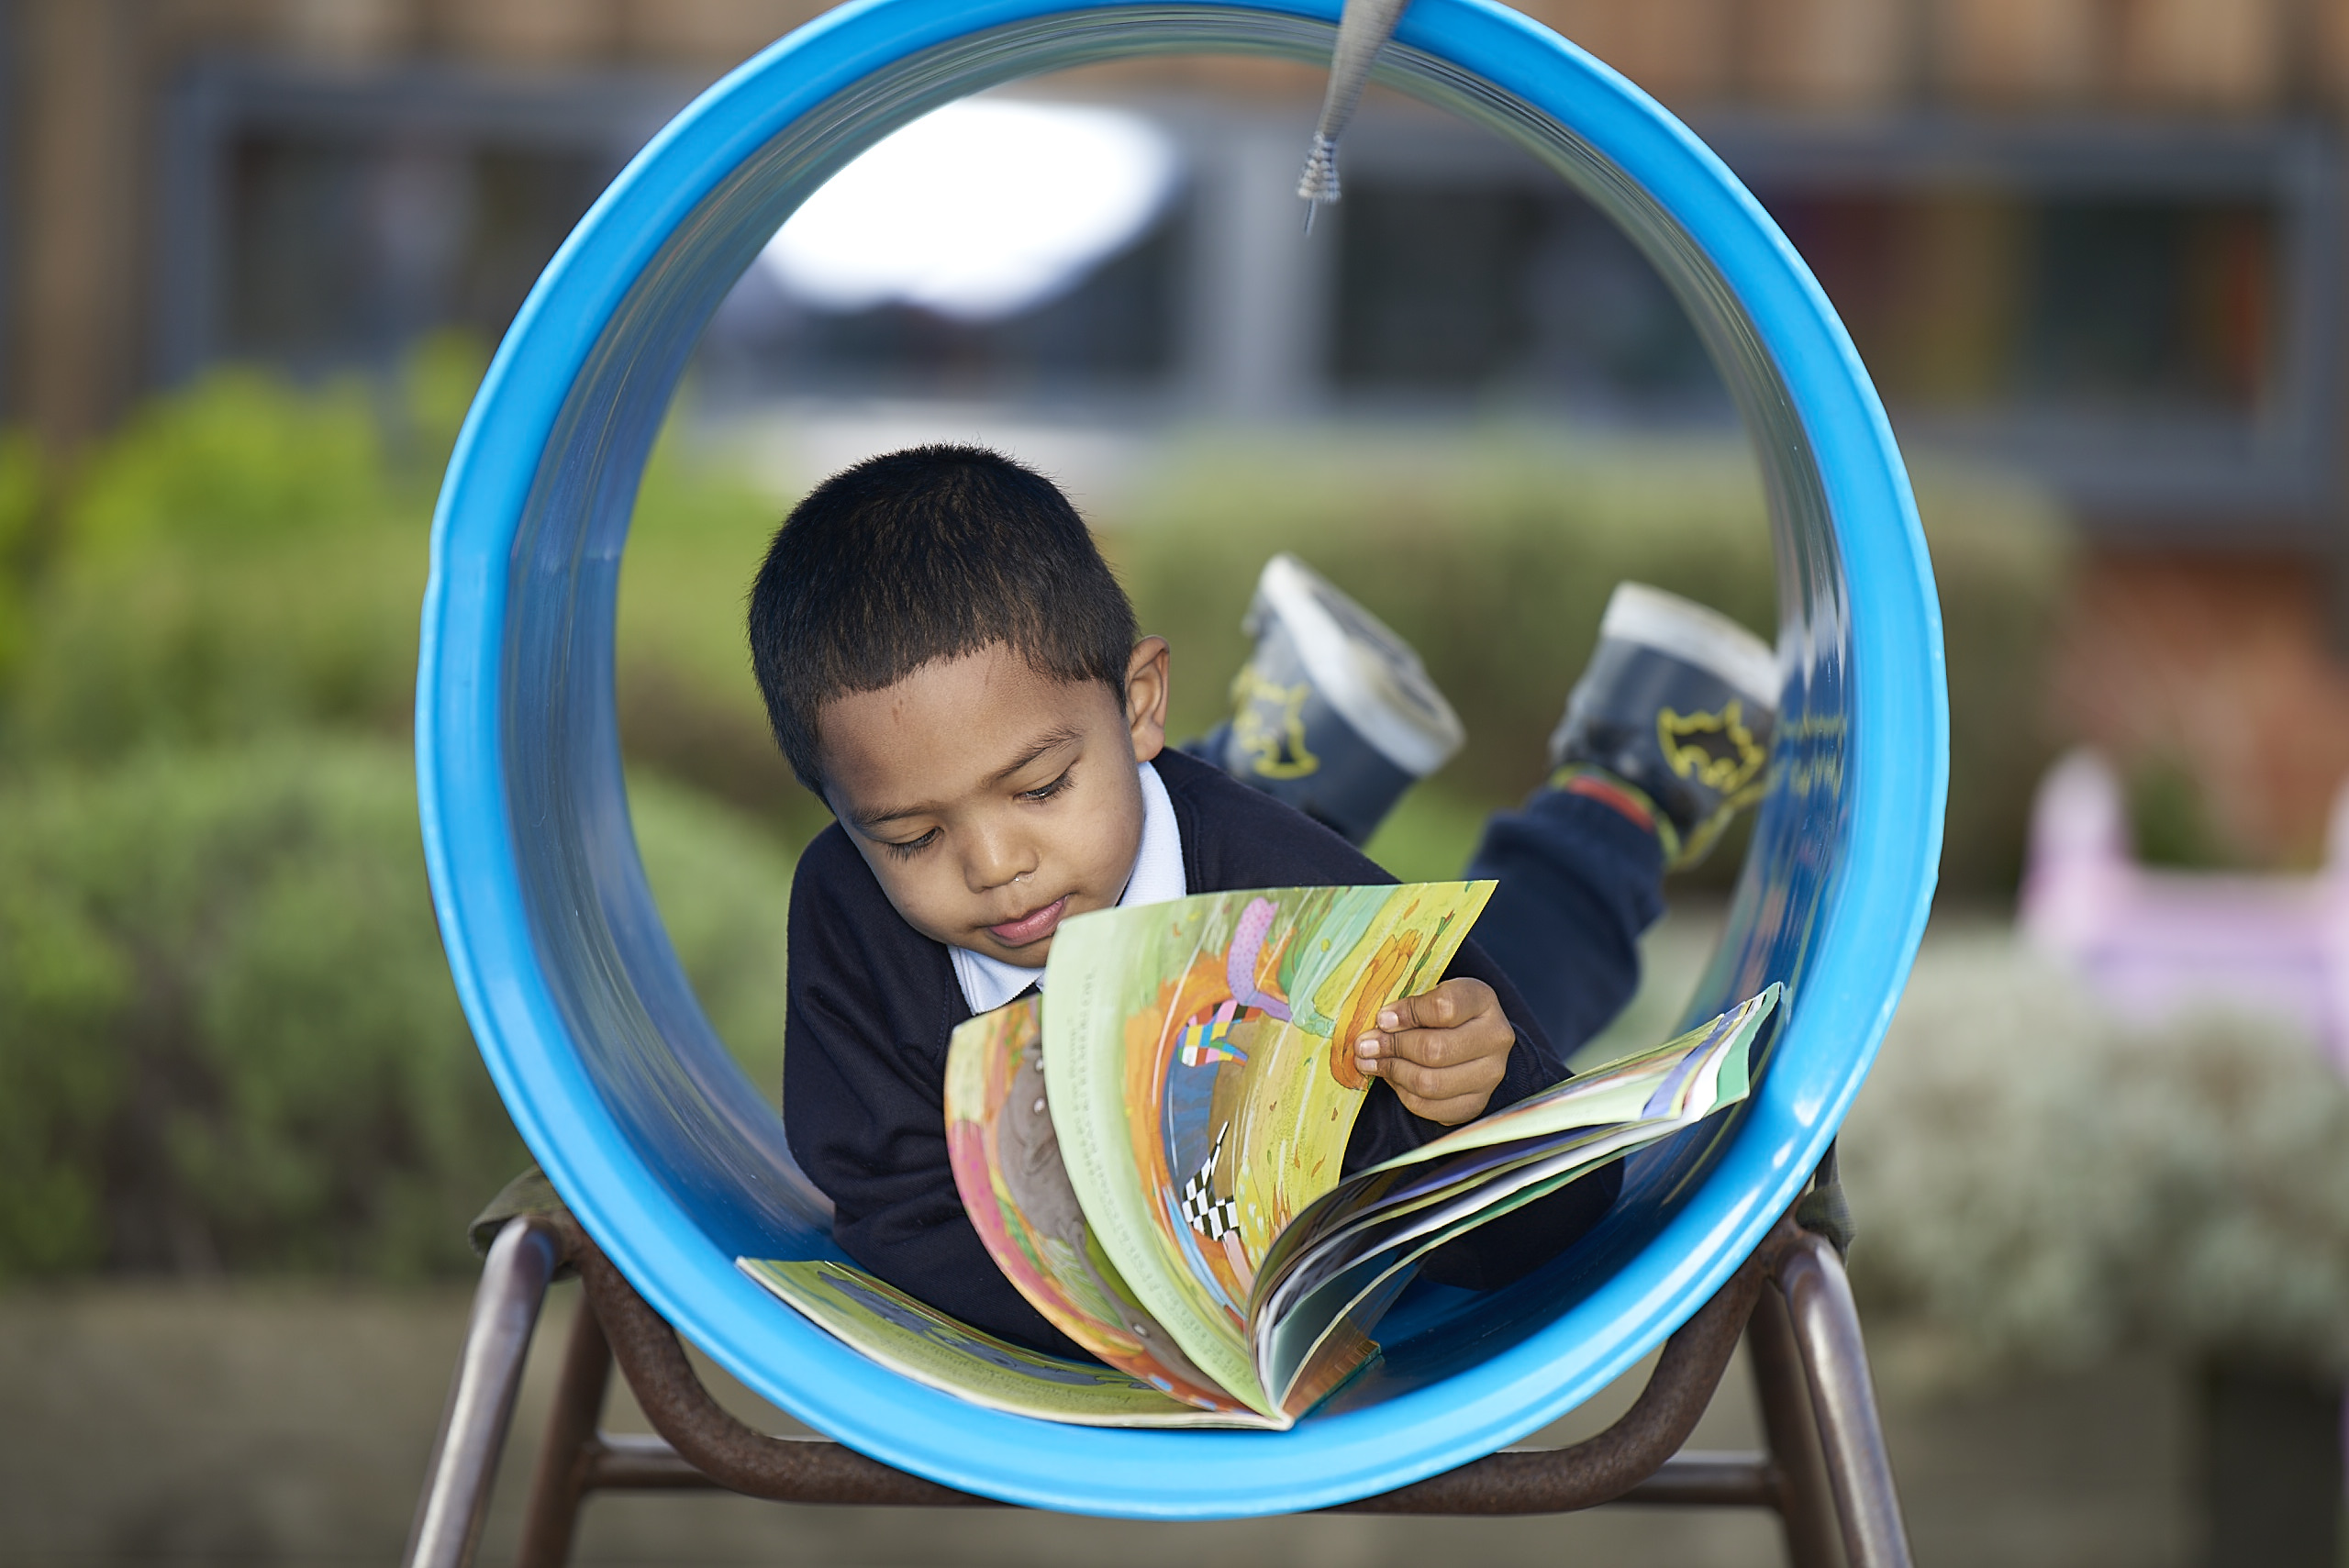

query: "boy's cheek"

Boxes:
[860, 858, 959, 946]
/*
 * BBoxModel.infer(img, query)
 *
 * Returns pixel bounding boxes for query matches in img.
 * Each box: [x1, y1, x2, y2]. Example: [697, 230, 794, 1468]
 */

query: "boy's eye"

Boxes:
[883, 828, 941, 860]
[1020, 769, 1074, 803]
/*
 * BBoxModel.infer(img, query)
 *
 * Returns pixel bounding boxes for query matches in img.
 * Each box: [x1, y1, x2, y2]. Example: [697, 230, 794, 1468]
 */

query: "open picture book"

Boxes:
[741, 882, 1778, 1428]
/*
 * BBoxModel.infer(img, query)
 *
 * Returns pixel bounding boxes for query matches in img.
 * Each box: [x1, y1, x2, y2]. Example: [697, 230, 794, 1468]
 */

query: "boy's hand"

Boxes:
[1353, 977, 1514, 1126]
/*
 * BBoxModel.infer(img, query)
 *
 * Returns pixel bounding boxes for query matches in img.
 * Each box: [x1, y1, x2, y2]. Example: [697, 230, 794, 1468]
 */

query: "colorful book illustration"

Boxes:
[741, 882, 1779, 1429]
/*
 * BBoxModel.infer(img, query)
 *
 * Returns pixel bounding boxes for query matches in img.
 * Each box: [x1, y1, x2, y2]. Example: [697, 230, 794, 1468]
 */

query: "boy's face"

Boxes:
[816, 638, 1171, 967]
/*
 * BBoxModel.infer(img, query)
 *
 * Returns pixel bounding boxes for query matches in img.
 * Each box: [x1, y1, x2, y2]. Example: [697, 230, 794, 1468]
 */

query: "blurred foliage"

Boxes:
[1, 357, 445, 764]
[611, 425, 829, 841]
[0, 432, 43, 692]
[1104, 435, 2073, 896]
[69, 370, 395, 554]
[2127, 756, 2225, 870]
[1843, 927, 2349, 1377]
[0, 345, 803, 1279]
[629, 764, 796, 1101]
[0, 337, 819, 844]
[0, 736, 790, 1283]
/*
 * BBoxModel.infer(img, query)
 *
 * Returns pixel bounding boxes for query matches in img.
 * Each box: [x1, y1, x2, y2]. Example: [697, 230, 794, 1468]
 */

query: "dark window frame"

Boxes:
[1705, 115, 2343, 535]
[1331, 108, 2344, 539]
[151, 54, 693, 388]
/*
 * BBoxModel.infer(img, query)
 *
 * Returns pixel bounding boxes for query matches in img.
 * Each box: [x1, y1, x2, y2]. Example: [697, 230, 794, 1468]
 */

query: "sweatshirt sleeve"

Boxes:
[781, 830, 1090, 1360]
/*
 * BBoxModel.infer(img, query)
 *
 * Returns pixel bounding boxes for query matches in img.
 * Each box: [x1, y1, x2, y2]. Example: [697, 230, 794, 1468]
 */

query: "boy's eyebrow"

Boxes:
[984, 725, 1085, 787]
[849, 725, 1086, 829]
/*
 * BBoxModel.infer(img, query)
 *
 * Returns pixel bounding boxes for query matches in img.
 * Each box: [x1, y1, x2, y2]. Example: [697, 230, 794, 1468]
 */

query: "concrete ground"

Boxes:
[0, 1280, 2191, 1567]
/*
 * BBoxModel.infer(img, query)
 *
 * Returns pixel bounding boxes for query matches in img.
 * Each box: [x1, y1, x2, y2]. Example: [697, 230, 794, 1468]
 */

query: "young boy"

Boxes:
[749, 445, 1776, 1360]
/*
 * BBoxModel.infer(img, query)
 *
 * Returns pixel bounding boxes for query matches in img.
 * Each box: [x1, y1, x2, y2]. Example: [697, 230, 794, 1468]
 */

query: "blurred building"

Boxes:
[8, 0, 2349, 864]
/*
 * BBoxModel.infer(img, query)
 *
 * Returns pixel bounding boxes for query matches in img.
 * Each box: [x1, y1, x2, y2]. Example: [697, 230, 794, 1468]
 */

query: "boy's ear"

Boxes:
[1124, 636, 1170, 762]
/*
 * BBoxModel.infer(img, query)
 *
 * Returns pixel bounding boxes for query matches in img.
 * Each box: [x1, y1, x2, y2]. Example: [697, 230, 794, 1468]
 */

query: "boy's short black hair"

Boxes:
[747, 443, 1140, 793]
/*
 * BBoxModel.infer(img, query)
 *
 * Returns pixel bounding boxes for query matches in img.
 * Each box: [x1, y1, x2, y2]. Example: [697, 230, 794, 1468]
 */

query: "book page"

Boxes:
[1257, 1118, 1669, 1353]
[735, 1259, 1276, 1429]
[942, 995, 1251, 1417]
[1043, 882, 1492, 1417]
[1261, 1153, 1623, 1407]
[1251, 1126, 1624, 1318]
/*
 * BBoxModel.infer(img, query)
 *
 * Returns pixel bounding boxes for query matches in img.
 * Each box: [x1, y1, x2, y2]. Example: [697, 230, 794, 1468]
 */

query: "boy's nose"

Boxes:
[964, 831, 1037, 893]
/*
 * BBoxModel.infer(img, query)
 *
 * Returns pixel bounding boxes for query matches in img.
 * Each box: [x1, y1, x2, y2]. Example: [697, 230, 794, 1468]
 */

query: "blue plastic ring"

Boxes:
[417, 0, 1946, 1518]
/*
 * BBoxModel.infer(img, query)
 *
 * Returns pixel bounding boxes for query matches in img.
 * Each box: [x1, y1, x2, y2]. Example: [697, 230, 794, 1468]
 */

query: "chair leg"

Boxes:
[1748, 1280, 1845, 1568]
[403, 1217, 564, 1568]
[516, 1291, 617, 1568]
[1775, 1232, 1914, 1568]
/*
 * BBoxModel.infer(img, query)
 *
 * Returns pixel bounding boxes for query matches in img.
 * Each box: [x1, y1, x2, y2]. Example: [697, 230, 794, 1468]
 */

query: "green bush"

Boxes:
[612, 427, 829, 838]
[68, 368, 398, 553]
[0, 736, 792, 1281]
[630, 765, 794, 1098]
[0, 431, 43, 689]
[1842, 927, 2349, 1377]
[0, 344, 824, 836]
[0, 359, 439, 764]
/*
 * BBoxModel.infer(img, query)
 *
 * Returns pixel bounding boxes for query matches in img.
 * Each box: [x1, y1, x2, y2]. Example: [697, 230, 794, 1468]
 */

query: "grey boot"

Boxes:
[1548, 583, 1779, 870]
[1190, 554, 1463, 846]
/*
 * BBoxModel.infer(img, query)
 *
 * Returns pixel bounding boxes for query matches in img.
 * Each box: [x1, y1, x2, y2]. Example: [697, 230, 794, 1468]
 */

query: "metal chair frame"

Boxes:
[403, 1209, 1911, 1568]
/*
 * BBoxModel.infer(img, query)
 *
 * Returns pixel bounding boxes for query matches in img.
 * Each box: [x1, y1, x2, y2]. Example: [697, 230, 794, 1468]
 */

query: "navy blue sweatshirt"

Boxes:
[782, 746, 1621, 1357]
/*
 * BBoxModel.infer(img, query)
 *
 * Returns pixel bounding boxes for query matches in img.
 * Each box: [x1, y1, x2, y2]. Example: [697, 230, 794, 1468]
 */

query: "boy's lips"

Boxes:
[988, 895, 1069, 948]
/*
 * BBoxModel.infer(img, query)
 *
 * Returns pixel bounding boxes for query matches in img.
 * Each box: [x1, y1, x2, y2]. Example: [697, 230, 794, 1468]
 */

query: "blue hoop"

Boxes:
[416, 0, 1945, 1518]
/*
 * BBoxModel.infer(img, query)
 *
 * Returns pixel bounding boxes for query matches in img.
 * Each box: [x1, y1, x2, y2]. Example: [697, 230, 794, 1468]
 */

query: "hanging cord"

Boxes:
[1793, 1140, 1856, 1259]
[1297, 0, 1412, 221]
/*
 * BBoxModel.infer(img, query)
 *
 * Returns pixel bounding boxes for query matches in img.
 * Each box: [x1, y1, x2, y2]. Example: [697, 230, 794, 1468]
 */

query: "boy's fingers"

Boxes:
[1363, 1018, 1511, 1069]
[1356, 1028, 1465, 1072]
[1375, 983, 1467, 1035]
[1383, 1026, 1468, 1068]
[1372, 1053, 1505, 1102]
[1356, 978, 1509, 1123]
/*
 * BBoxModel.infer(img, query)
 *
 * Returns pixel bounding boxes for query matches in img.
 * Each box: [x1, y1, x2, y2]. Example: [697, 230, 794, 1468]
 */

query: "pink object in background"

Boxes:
[2020, 750, 2349, 1069]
